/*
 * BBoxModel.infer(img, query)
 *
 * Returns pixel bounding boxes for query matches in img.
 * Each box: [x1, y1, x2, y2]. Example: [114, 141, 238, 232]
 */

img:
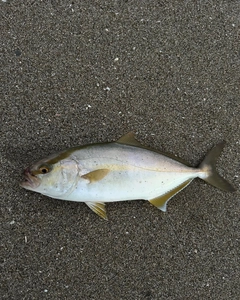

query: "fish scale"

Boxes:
[20, 132, 236, 219]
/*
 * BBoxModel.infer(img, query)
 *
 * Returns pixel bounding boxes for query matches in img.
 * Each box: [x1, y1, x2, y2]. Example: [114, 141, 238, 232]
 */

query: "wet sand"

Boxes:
[1, 1, 239, 299]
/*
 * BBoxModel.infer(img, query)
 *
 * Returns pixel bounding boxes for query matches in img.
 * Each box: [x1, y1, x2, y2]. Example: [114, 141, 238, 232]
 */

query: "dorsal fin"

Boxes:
[116, 132, 143, 147]
[117, 132, 190, 166]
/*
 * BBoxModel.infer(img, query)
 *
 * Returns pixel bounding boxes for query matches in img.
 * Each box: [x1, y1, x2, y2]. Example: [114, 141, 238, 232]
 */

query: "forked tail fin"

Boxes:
[199, 141, 236, 192]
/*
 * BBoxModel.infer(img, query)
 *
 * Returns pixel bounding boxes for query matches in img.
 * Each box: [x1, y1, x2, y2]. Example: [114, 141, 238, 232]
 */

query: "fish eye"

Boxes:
[39, 166, 49, 174]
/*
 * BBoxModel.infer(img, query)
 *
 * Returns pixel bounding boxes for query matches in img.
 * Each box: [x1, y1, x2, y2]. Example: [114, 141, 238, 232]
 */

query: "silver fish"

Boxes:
[20, 133, 235, 219]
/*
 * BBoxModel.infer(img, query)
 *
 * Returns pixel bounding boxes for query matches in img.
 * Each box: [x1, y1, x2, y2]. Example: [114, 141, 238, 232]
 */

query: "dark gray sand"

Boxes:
[1, 1, 239, 299]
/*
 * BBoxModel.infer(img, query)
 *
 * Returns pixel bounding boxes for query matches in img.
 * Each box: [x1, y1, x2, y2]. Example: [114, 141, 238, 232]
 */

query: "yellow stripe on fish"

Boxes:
[20, 133, 236, 219]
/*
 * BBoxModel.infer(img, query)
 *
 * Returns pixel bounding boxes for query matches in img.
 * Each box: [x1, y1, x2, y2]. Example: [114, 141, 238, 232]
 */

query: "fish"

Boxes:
[20, 132, 236, 219]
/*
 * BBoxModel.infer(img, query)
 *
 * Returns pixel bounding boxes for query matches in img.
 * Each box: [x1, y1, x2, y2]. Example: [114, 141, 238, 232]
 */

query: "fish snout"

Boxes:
[20, 167, 40, 189]
[23, 167, 31, 176]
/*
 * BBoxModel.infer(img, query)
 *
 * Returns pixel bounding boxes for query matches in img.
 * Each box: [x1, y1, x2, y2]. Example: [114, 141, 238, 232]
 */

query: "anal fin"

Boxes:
[86, 202, 108, 220]
[149, 180, 192, 212]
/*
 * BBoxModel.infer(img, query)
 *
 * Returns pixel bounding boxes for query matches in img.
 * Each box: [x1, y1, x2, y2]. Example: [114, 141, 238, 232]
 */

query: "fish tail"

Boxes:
[198, 141, 236, 192]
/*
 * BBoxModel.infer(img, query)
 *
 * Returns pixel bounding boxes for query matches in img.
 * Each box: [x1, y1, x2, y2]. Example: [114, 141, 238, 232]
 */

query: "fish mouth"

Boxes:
[20, 167, 41, 190]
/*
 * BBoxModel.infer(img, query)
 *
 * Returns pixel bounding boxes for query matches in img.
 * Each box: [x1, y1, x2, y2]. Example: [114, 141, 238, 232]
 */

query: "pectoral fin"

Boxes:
[85, 202, 108, 220]
[149, 180, 192, 212]
[81, 169, 110, 183]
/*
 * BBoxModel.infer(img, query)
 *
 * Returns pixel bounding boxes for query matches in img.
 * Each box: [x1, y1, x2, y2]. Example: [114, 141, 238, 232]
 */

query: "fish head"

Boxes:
[20, 152, 79, 198]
